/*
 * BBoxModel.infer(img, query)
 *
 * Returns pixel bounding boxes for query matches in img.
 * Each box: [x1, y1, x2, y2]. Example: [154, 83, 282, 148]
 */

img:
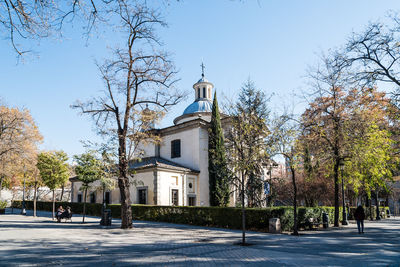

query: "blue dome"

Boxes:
[183, 100, 213, 115]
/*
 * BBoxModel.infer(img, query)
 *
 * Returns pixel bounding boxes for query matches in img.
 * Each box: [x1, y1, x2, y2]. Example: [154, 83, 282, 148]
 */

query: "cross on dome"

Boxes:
[200, 62, 205, 78]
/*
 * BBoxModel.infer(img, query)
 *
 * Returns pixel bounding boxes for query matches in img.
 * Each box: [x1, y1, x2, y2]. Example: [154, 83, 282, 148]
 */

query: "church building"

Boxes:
[70, 69, 231, 207]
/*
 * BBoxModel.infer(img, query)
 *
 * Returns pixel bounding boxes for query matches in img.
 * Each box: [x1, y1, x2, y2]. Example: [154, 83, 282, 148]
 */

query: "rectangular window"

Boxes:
[188, 196, 196, 206]
[90, 192, 96, 203]
[138, 189, 147, 204]
[77, 194, 82, 203]
[203, 87, 206, 98]
[171, 139, 181, 158]
[105, 192, 110, 204]
[171, 189, 179, 206]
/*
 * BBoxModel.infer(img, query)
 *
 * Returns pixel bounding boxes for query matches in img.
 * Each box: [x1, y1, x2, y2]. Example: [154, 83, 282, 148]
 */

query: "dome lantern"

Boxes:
[193, 62, 213, 101]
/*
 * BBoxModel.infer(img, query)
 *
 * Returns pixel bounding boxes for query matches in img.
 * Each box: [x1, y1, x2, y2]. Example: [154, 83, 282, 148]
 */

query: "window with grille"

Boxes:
[138, 189, 147, 204]
[188, 196, 196, 206]
[171, 189, 179, 206]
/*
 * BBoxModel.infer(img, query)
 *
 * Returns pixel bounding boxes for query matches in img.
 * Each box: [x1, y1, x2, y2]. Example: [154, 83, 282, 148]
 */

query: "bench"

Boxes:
[57, 211, 72, 223]
[63, 212, 72, 222]
[307, 217, 320, 229]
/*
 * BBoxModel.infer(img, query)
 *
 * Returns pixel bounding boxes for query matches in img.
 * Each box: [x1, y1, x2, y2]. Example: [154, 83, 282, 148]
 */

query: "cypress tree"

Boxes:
[208, 91, 230, 206]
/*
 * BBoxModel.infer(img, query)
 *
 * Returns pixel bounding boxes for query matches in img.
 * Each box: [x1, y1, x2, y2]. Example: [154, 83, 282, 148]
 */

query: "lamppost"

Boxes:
[21, 165, 26, 215]
[339, 161, 348, 225]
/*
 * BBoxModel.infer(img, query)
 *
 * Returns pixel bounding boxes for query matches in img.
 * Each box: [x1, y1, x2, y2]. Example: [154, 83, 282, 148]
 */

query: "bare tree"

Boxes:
[270, 112, 301, 235]
[72, 2, 184, 229]
[0, 0, 105, 56]
[0, 0, 174, 57]
[346, 14, 400, 100]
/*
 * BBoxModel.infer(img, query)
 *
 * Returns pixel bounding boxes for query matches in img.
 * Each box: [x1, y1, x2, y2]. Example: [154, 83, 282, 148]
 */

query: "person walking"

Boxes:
[354, 205, 365, 234]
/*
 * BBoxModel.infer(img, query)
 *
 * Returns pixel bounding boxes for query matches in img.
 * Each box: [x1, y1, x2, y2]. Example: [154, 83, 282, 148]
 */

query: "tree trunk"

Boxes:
[60, 184, 64, 201]
[33, 181, 37, 217]
[83, 188, 87, 223]
[52, 190, 55, 220]
[0, 175, 3, 198]
[375, 190, 380, 220]
[241, 171, 246, 245]
[333, 158, 340, 227]
[118, 135, 133, 229]
[368, 196, 373, 220]
[291, 165, 298, 235]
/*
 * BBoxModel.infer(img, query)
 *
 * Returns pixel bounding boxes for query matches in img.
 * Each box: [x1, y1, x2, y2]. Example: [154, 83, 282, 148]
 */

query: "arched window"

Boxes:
[198, 88, 200, 99]
[203, 87, 206, 98]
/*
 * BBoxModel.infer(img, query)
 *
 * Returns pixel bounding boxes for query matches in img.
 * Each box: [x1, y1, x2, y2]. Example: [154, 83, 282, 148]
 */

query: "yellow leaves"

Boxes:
[0, 104, 43, 181]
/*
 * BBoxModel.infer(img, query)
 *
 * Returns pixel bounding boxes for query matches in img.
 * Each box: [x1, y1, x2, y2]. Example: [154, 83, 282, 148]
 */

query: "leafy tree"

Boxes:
[36, 151, 69, 220]
[226, 80, 271, 244]
[72, 2, 184, 229]
[302, 53, 353, 227]
[0, 104, 42, 195]
[208, 92, 230, 206]
[302, 52, 392, 227]
[345, 123, 395, 218]
[74, 152, 103, 223]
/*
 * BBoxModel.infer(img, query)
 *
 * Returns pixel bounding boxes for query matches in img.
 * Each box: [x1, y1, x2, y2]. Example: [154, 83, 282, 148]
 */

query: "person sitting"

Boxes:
[60, 206, 72, 222]
[56, 206, 64, 222]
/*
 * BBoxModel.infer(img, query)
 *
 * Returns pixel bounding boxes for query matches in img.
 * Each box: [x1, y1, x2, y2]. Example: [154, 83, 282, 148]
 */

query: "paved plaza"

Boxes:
[0, 208, 399, 266]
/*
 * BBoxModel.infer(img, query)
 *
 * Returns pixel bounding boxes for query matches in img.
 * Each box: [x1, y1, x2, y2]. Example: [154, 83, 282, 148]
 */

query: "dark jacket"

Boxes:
[354, 206, 365, 221]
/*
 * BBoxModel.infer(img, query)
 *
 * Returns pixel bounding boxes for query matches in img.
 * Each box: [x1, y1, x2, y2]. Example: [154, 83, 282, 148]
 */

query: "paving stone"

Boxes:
[0, 208, 399, 266]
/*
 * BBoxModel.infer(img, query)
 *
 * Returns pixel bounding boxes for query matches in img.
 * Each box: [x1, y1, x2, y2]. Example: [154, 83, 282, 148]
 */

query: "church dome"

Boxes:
[182, 99, 213, 115]
[174, 63, 215, 125]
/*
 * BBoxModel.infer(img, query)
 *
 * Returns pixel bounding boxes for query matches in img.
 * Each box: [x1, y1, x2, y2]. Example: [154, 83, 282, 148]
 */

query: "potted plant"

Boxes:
[0, 200, 7, 214]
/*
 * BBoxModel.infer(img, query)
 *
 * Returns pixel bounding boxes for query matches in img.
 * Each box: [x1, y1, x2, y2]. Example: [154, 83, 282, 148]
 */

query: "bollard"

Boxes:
[100, 209, 112, 226]
[269, 218, 281, 233]
[322, 212, 329, 229]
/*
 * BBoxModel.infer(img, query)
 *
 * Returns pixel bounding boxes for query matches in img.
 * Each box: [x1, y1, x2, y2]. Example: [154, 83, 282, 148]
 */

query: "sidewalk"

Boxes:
[1, 208, 399, 266]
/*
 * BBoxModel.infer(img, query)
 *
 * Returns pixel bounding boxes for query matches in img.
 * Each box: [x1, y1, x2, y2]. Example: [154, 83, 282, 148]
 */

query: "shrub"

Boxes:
[348, 206, 389, 220]
[12, 201, 388, 232]
[0, 200, 7, 209]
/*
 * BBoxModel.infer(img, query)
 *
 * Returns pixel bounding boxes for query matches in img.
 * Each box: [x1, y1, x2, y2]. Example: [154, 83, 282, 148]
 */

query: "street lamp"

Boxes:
[339, 161, 348, 225]
[21, 166, 26, 215]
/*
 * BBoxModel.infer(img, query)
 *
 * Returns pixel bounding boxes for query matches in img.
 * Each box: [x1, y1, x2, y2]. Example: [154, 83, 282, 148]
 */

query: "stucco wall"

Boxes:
[130, 171, 155, 204]
[159, 127, 200, 171]
[137, 141, 156, 158]
[198, 127, 210, 206]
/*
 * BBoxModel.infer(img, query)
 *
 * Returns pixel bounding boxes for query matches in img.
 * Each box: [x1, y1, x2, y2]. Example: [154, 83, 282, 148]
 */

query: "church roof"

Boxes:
[182, 99, 213, 115]
[129, 157, 200, 173]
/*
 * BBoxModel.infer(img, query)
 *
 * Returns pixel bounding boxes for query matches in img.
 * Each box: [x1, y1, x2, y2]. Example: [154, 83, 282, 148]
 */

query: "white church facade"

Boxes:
[70, 72, 232, 207]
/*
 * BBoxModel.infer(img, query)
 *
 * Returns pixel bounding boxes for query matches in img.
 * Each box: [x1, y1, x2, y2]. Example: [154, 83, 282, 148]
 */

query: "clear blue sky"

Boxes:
[1, 0, 399, 159]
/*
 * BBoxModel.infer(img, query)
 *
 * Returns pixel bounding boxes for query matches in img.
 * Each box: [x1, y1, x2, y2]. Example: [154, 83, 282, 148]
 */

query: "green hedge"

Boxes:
[10, 201, 389, 232]
[348, 206, 389, 220]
